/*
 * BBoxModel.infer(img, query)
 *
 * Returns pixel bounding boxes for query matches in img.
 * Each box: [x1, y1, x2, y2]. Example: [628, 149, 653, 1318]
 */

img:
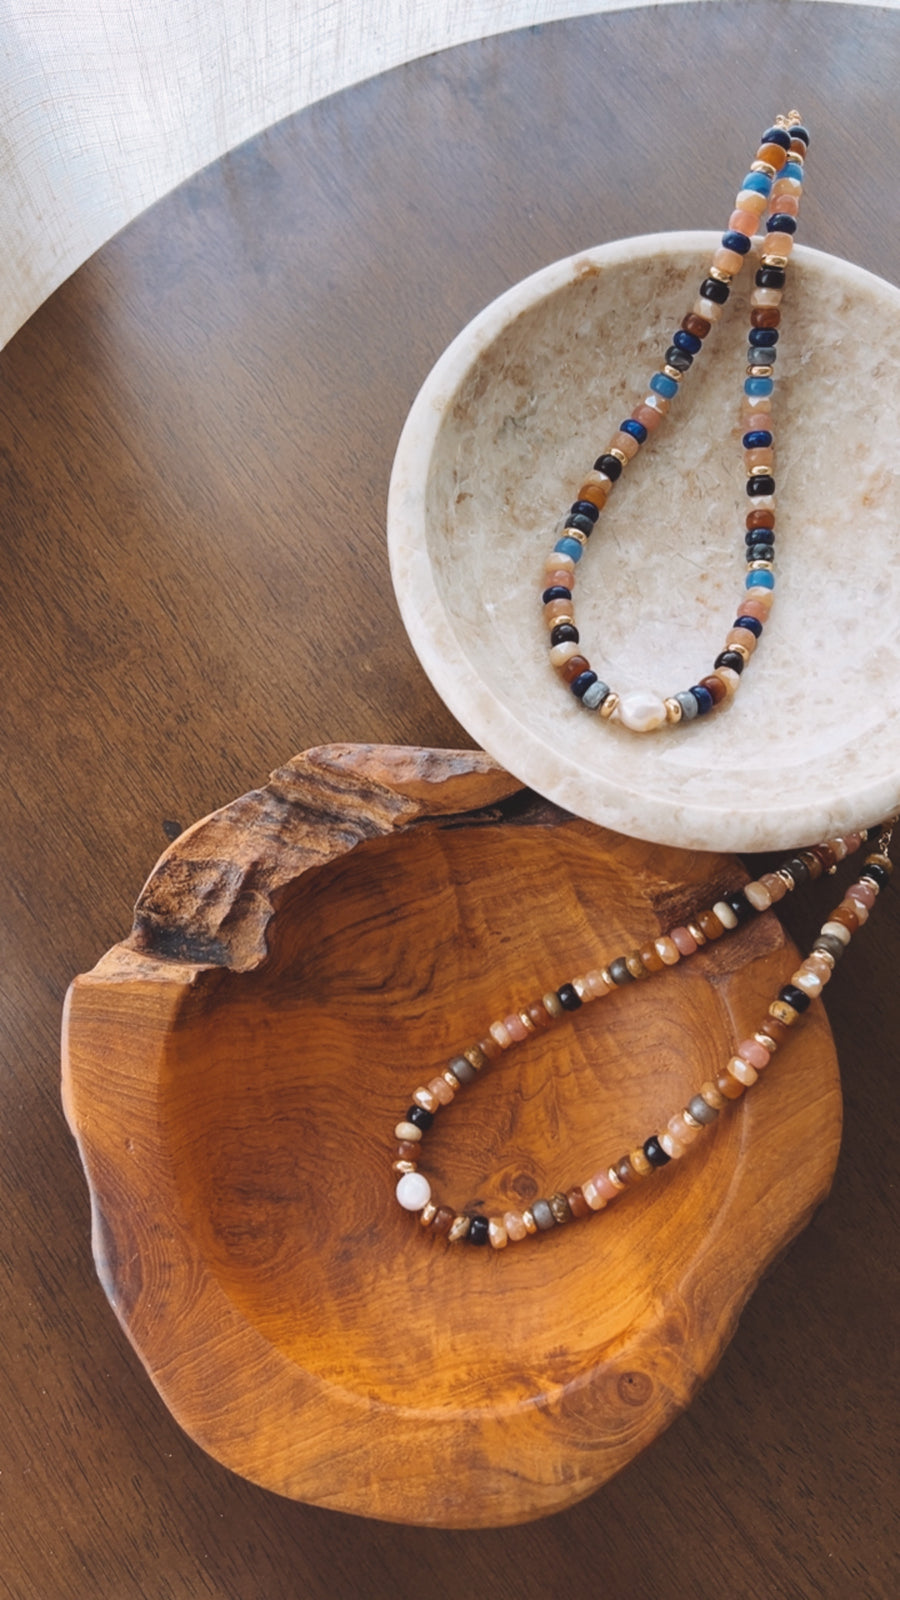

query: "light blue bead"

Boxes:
[554, 536, 583, 562]
[746, 569, 775, 589]
[650, 372, 678, 400]
[747, 345, 776, 364]
[744, 376, 774, 397]
[781, 162, 803, 183]
[741, 171, 772, 194]
[581, 679, 610, 710]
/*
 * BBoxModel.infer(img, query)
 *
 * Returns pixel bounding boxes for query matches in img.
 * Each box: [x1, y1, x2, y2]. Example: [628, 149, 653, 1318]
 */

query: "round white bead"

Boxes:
[617, 688, 668, 733]
[395, 1171, 432, 1211]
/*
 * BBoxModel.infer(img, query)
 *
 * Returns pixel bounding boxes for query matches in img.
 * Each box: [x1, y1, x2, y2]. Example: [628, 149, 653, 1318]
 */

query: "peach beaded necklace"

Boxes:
[542, 111, 808, 733]
[391, 818, 895, 1249]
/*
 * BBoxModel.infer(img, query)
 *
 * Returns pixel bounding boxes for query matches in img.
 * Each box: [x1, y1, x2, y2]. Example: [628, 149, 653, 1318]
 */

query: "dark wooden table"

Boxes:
[3, 5, 898, 1596]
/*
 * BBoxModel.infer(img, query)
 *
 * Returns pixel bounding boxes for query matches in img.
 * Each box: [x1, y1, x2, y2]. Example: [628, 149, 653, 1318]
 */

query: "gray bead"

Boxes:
[675, 689, 699, 720]
[748, 345, 777, 363]
[532, 1199, 556, 1231]
[687, 1094, 719, 1125]
[813, 933, 845, 962]
[448, 1054, 477, 1084]
[581, 679, 610, 710]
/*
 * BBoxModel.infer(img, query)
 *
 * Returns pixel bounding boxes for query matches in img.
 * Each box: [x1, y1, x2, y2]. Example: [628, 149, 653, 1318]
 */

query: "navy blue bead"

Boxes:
[570, 670, 598, 699]
[779, 983, 811, 1014]
[643, 1136, 670, 1168]
[734, 614, 763, 637]
[745, 529, 776, 547]
[407, 1104, 434, 1131]
[742, 429, 774, 449]
[756, 265, 786, 289]
[620, 418, 648, 443]
[467, 1215, 490, 1245]
[570, 499, 600, 523]
[557, 983, 582, 1011]
[564, 512, 595, 536]
[767, 213, 797, 235]
[714, 650, 745, 674]
[542, 586, 572, 604]
[721, 230, 752, 254]
[748, 328, 779, 347]
[673, 329, 702, 356]
[790, 124, 810, 146]
[761, 126, 791, 149]
[550, 623, 579, 646]
[747, 475, 775, 497]
[594, 453, 622, 481]
[699, 277, 730, 305]
[665, 344, 693, 371]
[690, 685, 714, 715]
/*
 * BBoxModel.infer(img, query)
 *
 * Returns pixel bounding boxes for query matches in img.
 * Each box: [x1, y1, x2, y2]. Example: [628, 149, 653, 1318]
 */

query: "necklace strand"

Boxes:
[542, 111, 809, 733]
[392, 821, 894, 1248]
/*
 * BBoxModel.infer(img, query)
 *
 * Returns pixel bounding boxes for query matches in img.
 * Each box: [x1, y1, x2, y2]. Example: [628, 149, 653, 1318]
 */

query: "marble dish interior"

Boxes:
[388, 232, 900, 851]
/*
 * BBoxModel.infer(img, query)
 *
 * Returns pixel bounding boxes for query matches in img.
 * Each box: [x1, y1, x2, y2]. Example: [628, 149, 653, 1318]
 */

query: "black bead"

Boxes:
[862, 862, 890, 889]
[664, 345, 693, 372]
[745, 527, 777, 546]
[747, 475, 776, 497]
[467, 1215, 490, 1245]
[724, 889, 755, 924]
[643, 1136, 670, 1168]
[699, 276, 730, 305]
[767, 214, 797, 236]
[550, 623, 579, 647]
[564, 512, 595, 536]
[785, 855, 811, 886]
[608, 957, 634, 986]
[748, 546, 774, 563]
[734, 614, 763, 637]
[593, 453, 623, 481]
[749, 326, 780, 345]
[542, 585, 572, 604]
[756, 266, 786, 289]
[570, 499, 600, 524]
[779, 983, 811, 1013]
[714, 650, 745, 674]
[407, 1104, 434, 1132]
[761, 126, 792, 149]
[557, 982, 582, 1011]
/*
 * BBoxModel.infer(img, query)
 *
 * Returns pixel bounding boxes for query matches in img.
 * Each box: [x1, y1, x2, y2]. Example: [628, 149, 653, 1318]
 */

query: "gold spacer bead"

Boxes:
[761, 255, 789, 269]
[686, 922, 707, 946]
[751, 159, 777, 177]
[776, 868, 796, 891]
[774, 114, 791, 129]
[562, 526, 589, 546]
[599, 967, 614, 988]
[748, 365, 775, 378]
[749, 559, 774, 571]
[708, 265, 733, 283]
[787, 110, 803, 124]
[448, 1215, 471, 1242]
[662, 364, 683, 382]
[608, 447, 628, 467]
[729, 641, 751, 662]
[599, 691, 619, 720]
[521, 1209, 537, 1234]
[753, 1031, 779, 1051]
[392, 1159, 417, 1175]
[517, 1010, 537, 1033]
[443, 1069, 461, 1090]
[664, 696, 683, 723]
[606, 1167, 627, 1192]
[682, 1108, 702, 1130]
[419, 1201, 437, 1226]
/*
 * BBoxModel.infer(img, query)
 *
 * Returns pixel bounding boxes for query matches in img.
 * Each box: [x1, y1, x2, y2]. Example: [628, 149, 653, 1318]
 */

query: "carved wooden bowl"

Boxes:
[61, 744, 842, 1527]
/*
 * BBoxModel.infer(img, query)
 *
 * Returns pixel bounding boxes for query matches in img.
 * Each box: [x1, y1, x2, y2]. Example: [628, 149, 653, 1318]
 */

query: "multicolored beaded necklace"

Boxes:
[541, 111, 809, 733]
[392, 819, 895, 1249]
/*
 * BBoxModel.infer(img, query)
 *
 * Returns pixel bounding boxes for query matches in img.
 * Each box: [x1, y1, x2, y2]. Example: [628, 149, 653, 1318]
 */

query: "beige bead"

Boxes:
[583, 968, 614, 998]
[413, 1086, 439, 1113]
[548, 640, 582, 668]
[821, 920, 852, 945]
[712, 900, 739, 931]
[726, 1054, 759, 1087]
[654, 936, 681, 966]
[699, 1079, 727, 1110]
[791, 967, 823, 996]
[394, 1120, 422, 1142]
[744, 880, 772, 911]
[488, 1217, 509, 1250]
[581, 1178, 608, 1210]
[504, 1210, 528, 1241]
[428, 1075, 455, 1105]
[658, 1130, 685, 1159]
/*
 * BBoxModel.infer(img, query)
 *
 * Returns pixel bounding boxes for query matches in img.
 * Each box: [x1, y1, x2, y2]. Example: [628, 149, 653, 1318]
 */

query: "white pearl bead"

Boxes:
[617, 688, 668, 733]
[395, 1171, 432, 1211]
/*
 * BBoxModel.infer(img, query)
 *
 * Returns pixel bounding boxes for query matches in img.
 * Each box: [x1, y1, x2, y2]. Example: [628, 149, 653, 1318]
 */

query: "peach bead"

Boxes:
[726, 1055, 758, 1087]
[413, 1086, 439, 1113]
[751, 287, 783, 306]
[610, 429, 640, 460]
[745, 448, 774, 471]
[658, 1131, 685, 1159]
[583, 967, 614, 998]
[544, 598, 573, 625]
[791, 968, 823, 997]
[694, 296, 724, 323]
[804, 954, 834, 983]
[548, 640, 581, 668]
[654, 936, 681, 966]
[546, 568, 575, 590]
[759, 871, 787, 901]
[736, 1038, 771, 1071]
[713, 247, 744, 274]
[667, 1113, 700, 1146]
[772, 192, 799, 215]
[428, 1075, 454, 1105]
[772, 176, 802, 196]
[581, 1179, 607, 1211]
[843, 832, 863, 853]
[587, 1171, 621, 1203]
[489, 1019, 512, 1049]
[763, 233, 793, 257]
[504, 1014, 529, 1043]
[729, 209, 760, 236]
[726, 626, 758, 654]
[845, 897, 869, 925]
[545, 551, 575, 576]
[633, 402, 664, 432]
[740, 598, 772, 624]
[488, 1217, 508, 1250]
[504, 1211, 527, 1241]
[745, 587, 776, 610]
[671, 926, 698, 956]
[743, 880, 772, 911]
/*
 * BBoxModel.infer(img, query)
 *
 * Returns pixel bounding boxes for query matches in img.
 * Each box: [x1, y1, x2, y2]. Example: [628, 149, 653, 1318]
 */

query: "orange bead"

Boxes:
[756, 142, 787, 170]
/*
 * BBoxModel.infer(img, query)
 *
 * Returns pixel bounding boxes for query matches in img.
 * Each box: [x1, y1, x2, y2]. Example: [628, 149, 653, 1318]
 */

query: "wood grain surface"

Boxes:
[2, 1, 898, 1593]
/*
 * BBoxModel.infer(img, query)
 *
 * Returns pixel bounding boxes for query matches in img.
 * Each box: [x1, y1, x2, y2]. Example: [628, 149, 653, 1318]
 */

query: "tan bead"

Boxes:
[488, 1217, 509, 1249]
[699, 1079, 727, 1110]
[583, 968, 613, 998]
[791, 967, 823, 996]
[658, 1130, 685, 1159]
[769, 999, 799, 1025]
[654, 935, 681, 966]
[448, 1215, 471, 1242]
[542, 991, 564, 1018]
[395, 1120, 422, 1142]
[629, 1146, 653, 1178]
[413, 1086, 439, 1113]
[625, 952, 648, 980]
[504, 1210, 528, 1242]
[726, 1055, 759, 1086]
[427, 1075, 454, 1105]
[744, 880, 773, 911]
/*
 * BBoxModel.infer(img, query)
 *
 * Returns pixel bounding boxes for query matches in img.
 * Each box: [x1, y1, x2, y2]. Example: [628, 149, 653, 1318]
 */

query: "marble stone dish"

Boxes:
[388, 233, 900, 852]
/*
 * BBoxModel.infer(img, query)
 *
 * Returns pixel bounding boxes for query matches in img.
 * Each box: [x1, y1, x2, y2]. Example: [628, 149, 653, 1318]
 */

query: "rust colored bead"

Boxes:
[757, 141, 788, 169]
[477, 1034, 503, 1062]
[750, 306, 781, 329]
[639, 942, 666, 973]
[562, 654, 590, 683]
[397, 1140, 420, 1161]
[811, 844, 837, 871]
[716, 1068, 746, 1100]
[528, 1001, 553, 1031]
[548, 1192, 572, 1225]
[682, 311, 712, 338]
[746, 508, 776, 530]
[431, 1206, 455, 1236]
[756, 1014, 790, 1048]
[699, 674, 728, 705]
[566, 1186, 590, 1219]
[830, 902, 860, 932]
[696, 908, 726, 940]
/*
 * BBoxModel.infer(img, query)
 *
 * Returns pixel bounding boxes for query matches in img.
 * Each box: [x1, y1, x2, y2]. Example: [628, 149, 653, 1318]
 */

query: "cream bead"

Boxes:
[712, 900, 739, 930]
[396, 1171, 432, 1211]
[744, 880, 772, 911]
[616, 688, 668, 732]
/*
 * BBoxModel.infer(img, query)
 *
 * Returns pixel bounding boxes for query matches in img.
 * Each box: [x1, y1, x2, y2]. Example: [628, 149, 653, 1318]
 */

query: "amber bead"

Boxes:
[477, 1034, 503, 1062]
[548, 1192, 572, 1225]
[715, 1068, 746, 1100]
[542, 991, 564, 1019]
[562, 654, 590, 683]
[566, 1186, 590, 1219]
[629, 1146, 654, 1178]
[758, 1015, 791, 1048]
[696, 908, 726, 940]
[682, 311, 712, 339]
[830, 902, 860, 932]
[397, 1140, 420, 1161]
[757, 141, 788, 169]
[577, 475, 611, 510]
[431, 1206, 455, 1236]
[528, 1001, 553, 1031]
[811, 844, 837, 871]
[750, 306, 781, 329]
[746, 508, 776, 530]
[699, 674, 728, 705]
[639, 943, 666, 973]
[625, 952, 649, 980]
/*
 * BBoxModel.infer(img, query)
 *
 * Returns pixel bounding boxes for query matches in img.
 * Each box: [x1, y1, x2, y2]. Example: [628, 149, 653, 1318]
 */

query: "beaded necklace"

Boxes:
[542, 111, 809, 733]
[392, 820, 895, 1249]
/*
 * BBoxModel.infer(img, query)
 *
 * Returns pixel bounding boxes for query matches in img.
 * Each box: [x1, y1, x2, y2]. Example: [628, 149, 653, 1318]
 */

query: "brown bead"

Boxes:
[548, 1192, 572, 1225]
[625, 952, 648, 980]
[397, 1140, 420, 1161]
[477, 1034, 503, 1062]
[811, 844, 837, 872]
[797, 850, 823, 880]
[562, 654, 590, 683]
[699, 674, 728, 705]
[715, 1068, 746, 1100]
[758, 1015, 791, 1048]
[431, 1206, 455, 1236]
[750, 306, 781, 329]
[628, 1146, 653, 1178]
[696, 908, 726, 940]
[830, 902, 860, 932]
[746, 508, 775, 530]
[615, 1157, 637, 1186]
[566, 1186, 590, 1219]
[528, 1001, 553, 1031]
[639, 942, 666, 973]
[789, 138, 806, 156]
[463, 1045, 487, 1071]
[682, 311, 711, 339]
